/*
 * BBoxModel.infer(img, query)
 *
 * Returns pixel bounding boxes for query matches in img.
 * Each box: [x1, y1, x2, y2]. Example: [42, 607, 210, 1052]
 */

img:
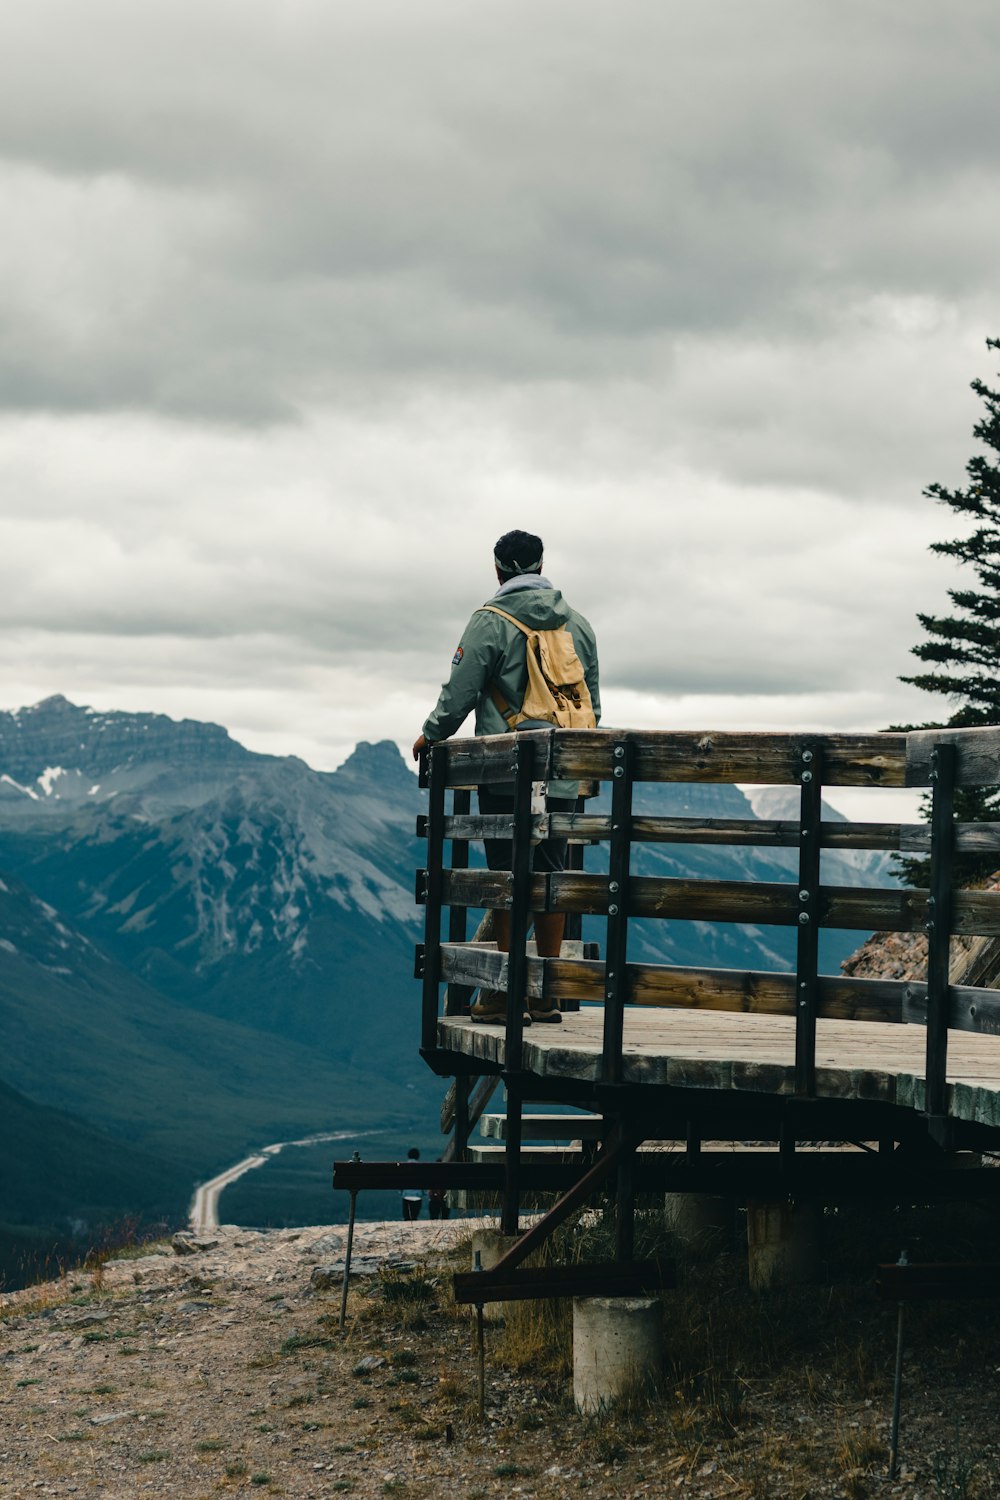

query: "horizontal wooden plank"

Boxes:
[431, 811, 1000, 856]
[440, 868, 1000, 937]
[440, 812, 930, 851]
[334, 1150, 1000, 1195]
[435, 730, 551, 787]
[453, 1260, 674, 1305]
[949, 985, 1000, 1037]
[548, 730, 909, 788]
[434, 726, 1000, 792]
[435, 729, 909, 787]
[907, 727, 1000, 790]
[479, 1113, 604, 1141]
[439, 945, 912, 1024]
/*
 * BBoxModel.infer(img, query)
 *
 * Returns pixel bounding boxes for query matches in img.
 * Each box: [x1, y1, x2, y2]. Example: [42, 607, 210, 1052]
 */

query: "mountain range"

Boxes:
[0, 697, 894, 1273]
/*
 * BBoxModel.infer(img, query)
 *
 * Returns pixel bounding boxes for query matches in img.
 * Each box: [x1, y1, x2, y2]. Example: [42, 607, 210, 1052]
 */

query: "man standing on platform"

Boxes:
[412, 530, 600, 1025]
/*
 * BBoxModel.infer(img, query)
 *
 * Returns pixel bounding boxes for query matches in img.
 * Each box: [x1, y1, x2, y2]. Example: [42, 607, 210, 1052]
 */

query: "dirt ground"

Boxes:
[2, 1218, 999, 1500]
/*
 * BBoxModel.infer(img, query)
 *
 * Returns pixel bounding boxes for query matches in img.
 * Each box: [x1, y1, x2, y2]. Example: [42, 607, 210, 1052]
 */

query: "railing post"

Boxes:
[794, 741, 823, 1097]
[420, 743, 447, 1053]
[925, 742, 956, 1126]
[445, 788, 471, 1015]
[502, 740, 535, 1235]
[454, 1074, 471, 1163]
[563, 794, 586, 945]
[602, 736, 634, 1085]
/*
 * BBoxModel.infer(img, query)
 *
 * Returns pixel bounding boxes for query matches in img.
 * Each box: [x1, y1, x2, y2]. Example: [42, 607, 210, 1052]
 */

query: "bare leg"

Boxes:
[533, 911, 564, 958]
[493, 910, 562, 958]
[492, 908, 563, 1021]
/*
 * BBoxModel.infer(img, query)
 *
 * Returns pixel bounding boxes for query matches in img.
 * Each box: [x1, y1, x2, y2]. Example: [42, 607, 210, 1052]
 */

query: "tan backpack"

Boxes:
[478, 604, 597, 731]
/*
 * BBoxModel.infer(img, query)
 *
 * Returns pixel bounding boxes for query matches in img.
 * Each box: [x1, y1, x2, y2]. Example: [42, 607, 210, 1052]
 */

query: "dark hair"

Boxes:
[407, 1147, 420, 1160]
[494, 530, 544, 581]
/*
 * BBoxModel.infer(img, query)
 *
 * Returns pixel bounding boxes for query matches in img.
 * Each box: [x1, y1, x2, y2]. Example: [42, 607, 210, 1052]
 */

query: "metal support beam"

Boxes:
[925, 743, 956, 1124]
[795, 741, 823, 1096]
[603, 736, 634, 1084]
[419, 745, 446, 1052]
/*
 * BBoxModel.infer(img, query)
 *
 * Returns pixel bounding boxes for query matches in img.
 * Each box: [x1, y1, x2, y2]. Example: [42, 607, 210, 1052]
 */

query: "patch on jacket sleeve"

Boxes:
[452, 645, 464, 666]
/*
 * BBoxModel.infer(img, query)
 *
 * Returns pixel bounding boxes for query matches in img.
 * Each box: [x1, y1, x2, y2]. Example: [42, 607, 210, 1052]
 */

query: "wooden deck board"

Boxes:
[437, 1008, 1000, 1130]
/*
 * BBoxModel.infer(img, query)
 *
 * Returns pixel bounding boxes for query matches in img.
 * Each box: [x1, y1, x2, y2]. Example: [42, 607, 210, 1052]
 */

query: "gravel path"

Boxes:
[3, 1219, 1000, 1500]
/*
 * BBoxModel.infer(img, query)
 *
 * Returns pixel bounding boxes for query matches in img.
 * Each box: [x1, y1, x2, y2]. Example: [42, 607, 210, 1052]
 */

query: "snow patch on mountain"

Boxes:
[38, 766, 67, 796]
[741, 785, 898, 888]
[1, 774, 38, 800]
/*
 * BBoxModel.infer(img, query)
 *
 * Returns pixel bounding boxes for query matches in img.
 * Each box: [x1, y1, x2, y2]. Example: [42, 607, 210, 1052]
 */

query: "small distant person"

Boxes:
[428, 1161, 450, 1220]
[413, 531, 600, 1025]
[401, 1146, 423, 1221]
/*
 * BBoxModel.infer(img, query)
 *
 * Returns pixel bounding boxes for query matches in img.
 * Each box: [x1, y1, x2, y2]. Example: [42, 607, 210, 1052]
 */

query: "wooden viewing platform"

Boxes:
[336, 723, 1000, 1306]
[438, 1009, 1000, 1129]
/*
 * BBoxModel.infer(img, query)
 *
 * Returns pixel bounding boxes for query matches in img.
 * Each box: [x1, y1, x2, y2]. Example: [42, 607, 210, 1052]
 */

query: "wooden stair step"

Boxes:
[468, 1144, 585, 1163]
[479, 1112, 603, 1141]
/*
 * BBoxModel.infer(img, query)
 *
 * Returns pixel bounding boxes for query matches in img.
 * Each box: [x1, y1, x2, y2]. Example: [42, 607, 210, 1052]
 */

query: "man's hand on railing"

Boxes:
[412, 734, 428, 762]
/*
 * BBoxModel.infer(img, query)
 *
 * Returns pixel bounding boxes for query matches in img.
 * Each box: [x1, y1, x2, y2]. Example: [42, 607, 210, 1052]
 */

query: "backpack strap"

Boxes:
[477, 604, 534, 730]
[478, 603, 533, 636]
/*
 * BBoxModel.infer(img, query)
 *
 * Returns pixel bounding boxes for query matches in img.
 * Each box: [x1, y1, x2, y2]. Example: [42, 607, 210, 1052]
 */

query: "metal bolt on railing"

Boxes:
[608, 903, 620, 916]
[799, 889, 810, 902]
[801, 770, 813, 783]
[798, 912, 810, 925]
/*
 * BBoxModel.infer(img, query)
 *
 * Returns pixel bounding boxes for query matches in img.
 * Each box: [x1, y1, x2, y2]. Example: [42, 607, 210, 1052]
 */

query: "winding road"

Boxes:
[189, 1131, 368, 1233]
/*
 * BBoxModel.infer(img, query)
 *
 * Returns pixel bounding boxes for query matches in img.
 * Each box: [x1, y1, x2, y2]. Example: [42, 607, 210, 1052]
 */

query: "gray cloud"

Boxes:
[0, 0, 996, 759]
[1, 1, 998, 458]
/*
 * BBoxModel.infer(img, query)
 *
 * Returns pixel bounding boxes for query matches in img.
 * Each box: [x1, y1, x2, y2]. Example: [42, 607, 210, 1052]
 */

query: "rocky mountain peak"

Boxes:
[332, 739, 416, 790]
[0, 696, 250, 786]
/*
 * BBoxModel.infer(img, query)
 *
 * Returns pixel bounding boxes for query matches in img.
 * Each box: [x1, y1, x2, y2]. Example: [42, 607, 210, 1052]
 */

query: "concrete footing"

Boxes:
[468, 1229, 520, 1322]
[573, 1296, 663, 1414]
[665, 1193, 734, 1253]
[746, 1201, 821, 1290]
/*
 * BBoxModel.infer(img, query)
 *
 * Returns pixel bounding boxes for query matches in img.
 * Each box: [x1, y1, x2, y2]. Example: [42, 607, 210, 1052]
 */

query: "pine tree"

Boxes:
[896, 337, 1000, 884]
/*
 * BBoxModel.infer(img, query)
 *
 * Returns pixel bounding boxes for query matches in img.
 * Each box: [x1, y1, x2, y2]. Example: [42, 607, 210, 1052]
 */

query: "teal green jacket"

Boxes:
[423, 576, 600, 794]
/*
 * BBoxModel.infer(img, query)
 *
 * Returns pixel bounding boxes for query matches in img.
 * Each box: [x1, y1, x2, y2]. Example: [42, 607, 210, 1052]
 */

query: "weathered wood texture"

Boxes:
[434, 729, 916, 787]
[438, 868, 1000, 937]
[437, 1008, 1000, 1130]
[434, 725, 1000, 789]
[437, 813, 1000, 855]
[440, 943, 914, 1023]
[906, 727, 1000, 789]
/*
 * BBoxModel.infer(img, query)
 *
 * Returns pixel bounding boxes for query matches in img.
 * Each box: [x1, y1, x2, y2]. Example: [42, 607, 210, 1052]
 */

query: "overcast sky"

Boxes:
[1, 0, 998, 816]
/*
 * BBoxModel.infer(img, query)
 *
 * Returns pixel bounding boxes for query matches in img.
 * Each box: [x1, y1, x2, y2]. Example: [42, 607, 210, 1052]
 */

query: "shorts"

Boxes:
[478, 786, 576, 873]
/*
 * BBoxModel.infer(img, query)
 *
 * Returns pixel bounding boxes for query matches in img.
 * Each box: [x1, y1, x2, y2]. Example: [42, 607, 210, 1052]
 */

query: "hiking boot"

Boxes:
[528, 1003, 563, 1024]
[470, 989, 531, 1025]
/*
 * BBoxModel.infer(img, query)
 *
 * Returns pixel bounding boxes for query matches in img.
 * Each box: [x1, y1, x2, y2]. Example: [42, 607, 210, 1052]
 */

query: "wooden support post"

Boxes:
[454, 1074, 471, 1162]
[925, 743, 956, 1126]
[502, 744, 535, 1235]
[603, 736, 634, 1084]
[445, 789, 472, 1015]
[501, 1080, 523, 1237]
[563, 794, 586, 946]
[420, 745, 446, 1052]
[795, 741, 823, 1097]
[615, 1144, 636, 1262]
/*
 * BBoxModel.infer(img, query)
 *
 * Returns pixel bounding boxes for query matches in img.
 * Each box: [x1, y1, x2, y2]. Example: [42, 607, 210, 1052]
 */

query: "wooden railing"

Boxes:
[416, 726, 1000, 1127]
